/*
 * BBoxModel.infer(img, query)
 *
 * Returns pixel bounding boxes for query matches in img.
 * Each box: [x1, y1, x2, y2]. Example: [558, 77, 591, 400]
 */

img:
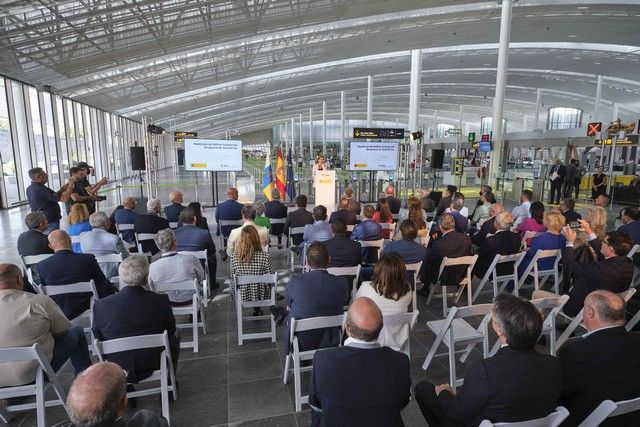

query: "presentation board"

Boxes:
[184, 139, 243, 171]
[348, 141, 399, 171]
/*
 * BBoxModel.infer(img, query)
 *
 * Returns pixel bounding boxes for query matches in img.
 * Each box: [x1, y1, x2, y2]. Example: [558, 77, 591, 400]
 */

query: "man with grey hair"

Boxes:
[134, 198, 170, 254]
[164, 191, 185, 223]
[447, 196, 469, 233]
[26, 167, 75, 233]
[79, 212, 129, 278]
[92, 256, 180, 383]
[226, 204, 269, 257]
[265, 187, 288, 246]
[149, 228, 204, 305]
[54, 361, 168, 427]
[308, 297, 410, 425]
[472, 202, 505, 246]
[415, 293, 562, 426]
[473, 211, 521, 279]
[18, 211, 54, 290]
[558, 290, 640, 425]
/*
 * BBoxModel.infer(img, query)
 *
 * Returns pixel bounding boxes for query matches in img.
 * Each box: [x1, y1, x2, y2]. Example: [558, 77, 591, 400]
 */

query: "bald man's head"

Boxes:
[0, 263, 23, 290]
[123, 197, 136, 209]
[227, 187, 238, 200]
[67, 362, 127, 426]
[584, 290, 626, 331]
[346, 297, 383, 342]
[169, 191, 183, 204]
[48, 230, 71, 251]
[489, 203, 504, 217]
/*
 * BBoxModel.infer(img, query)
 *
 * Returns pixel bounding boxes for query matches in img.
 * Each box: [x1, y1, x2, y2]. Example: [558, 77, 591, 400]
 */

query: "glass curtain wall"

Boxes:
[0, 75, 144, 208]
[546, 107, 583, 130]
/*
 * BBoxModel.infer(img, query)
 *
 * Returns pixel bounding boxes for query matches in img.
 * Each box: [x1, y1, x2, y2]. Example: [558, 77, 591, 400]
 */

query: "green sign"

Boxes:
[468, 132, 476, 143]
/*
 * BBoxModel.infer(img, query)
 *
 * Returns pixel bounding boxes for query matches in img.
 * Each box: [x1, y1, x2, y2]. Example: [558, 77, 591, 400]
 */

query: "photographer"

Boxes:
[76, 162, 108, 196]
[66, 167, 101, 215]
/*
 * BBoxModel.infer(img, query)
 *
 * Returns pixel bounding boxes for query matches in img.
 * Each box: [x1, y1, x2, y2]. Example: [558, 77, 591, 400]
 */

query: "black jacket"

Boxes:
[264, 200, 288, 236]
[163, 202, 185, 223]
[420, 231, 472, 286]
[435, 195, 453, 218]
[328, 208, 357, 225]
[473, 231, 521, 279]
[472, 216, 498, 246]
[284, 208, 314, 246]
[134, 213, 170, 254]
[17, 229, 53, 257]
[323, 236, 363, 268]
[558, 326, 640, 426]
[386, 196, 402, 214]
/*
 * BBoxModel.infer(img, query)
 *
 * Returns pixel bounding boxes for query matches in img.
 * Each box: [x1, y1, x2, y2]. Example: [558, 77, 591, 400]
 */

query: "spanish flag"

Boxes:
[262, 151, 274, 200]
[275, 147, 286, 199]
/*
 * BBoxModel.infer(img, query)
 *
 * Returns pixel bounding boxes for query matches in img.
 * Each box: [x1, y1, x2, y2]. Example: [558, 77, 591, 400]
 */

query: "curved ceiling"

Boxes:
[1, 0, 639, 138]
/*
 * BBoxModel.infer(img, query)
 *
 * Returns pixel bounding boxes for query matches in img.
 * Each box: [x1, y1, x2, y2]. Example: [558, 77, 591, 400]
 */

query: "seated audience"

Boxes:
[594, 193, 616, 230]
[534, 223, 634, 317]
[301, 205, 333, 248]
[447, 196, 469, 233]
[516, 201, 546, 246]
[309, 297, 410, 426]
[372, 198, 393, 239]
[420, 189, 436, 213]
[113, 196, 139, 244]
[323, 218, 363, 268]
[283, 194, 314, 246]
[67, 203, 92, 253]
[473, 212, 521, 280]
[446, 192, 469, 218]
[408, 198, 429, 240]
[226, 205, 269, 257]
[471, 203, 504, 246]
[253, 200, 271, 230]
[329, 197, 357, 226]
[344, 187, 361, 215]
[435, 185, 456, 218]
[355, 254, 412, 351]
[230, 226, 274, 316]
[415, 293, 562, 426]
[471, 191, 493, 226]
[215, 187, 243, 242]
[54, 361, 168, 427]
[517, 211, 565, 281]
[470, 185, 493, 219]
[618, 206, 640, 245]
[385, 184, 401, 214]
[187, 201, 209, 230]
[175, 208, 217, 288]
[559, 198, 581, 225]
[382, 219, 427, 264]
[558, 290, 640, 426]
[419, 213, 472, 290]
[133, 198, 170, 254]
[38, 230, 115, 320]
[264, 188, 288, 244]
[570, 206, 607, 261]
[271, 242, 348, 353]
[148, 228, 203, 306]
[351, 204, 382, 263]
[511, 189, 533, 227]
[79, 212, 130, 278]
[0, 263, 91, 388]
[164, 191, 185, 223]
[92, 256, 179, 383]
[18, 211, 54, 288]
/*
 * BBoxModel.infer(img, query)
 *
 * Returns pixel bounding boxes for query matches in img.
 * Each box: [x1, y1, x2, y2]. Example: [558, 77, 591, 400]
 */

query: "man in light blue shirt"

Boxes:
[302, 205, 333, 245]
[511, 189, 532, 227]
[79, 212, 129, 278]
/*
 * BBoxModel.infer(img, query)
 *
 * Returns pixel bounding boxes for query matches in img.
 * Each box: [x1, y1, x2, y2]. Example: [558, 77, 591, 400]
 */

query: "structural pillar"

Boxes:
[367, 75, 373, 127]
[593, 75, 603, 122]
[322, 101, 327, 154]
[309, 108, 314, 158]
[534, 88, 542, 129]
[340, 91, 345, 158]
[487, 0, 514, 189]
[290, 117, 295, 157]
[408, 49, 422, 133]
[299, 113, 303, 158]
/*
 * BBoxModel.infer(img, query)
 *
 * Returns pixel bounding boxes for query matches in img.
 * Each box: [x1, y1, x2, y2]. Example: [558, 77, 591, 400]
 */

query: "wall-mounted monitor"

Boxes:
[349, 141, 399, 171]
[184, 139, 243, 172]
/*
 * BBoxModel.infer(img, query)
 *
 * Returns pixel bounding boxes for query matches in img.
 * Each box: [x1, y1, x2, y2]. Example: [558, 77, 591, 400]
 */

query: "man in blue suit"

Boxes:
[163, 191, 185, 223]
[351, 204, 382, 263]
[323, 219, 362, 268]
[38, 230, 116, 320]
[272, 242, 349, 353]
[382, 219, 426, 264]
[328, 198, 357, 226]
[618, 207, 640, 245]
[215, 187, 243, 240]
[113, 197, 139, 244]
[174, 208, 217, 290]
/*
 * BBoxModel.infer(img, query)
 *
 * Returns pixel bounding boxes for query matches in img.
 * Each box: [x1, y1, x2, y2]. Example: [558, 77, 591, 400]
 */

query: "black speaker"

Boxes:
[130, 147, 146, 171]
[431, 149, 444, 169]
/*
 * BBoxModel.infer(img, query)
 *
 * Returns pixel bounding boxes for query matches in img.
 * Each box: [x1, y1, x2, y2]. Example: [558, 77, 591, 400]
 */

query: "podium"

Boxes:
[314, 170, 336, 215]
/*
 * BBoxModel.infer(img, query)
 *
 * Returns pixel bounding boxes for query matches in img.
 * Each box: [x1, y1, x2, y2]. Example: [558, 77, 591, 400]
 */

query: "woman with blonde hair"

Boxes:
[230, 225, 273, 315]
[67, 203, 92, 253]
[571, 205, 607, 260]
[518, 210, 566, 279]
[355, 252, 412, 351]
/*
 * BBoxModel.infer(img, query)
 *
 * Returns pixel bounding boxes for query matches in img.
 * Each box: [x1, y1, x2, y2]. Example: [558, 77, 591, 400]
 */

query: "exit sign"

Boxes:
[468, 132, 476, 143]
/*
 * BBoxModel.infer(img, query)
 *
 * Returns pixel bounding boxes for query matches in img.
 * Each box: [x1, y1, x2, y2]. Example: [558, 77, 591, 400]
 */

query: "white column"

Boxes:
[593, 75, 603, 122]
[299, 113, 303, 157]
[408, 49, 422, 133]
[291, 117, 295, 157]
[309, 108, 314, 158]
[487, 0, 514, 188]
[367, 75, 373, 127]
[284, 121, 289, 153]
[522, 114, 528, 131]
[534, 88, 542, 129]
[340, 91, 345, 158]
[322, 101, 327, 154]
[612, 102, 619, 122]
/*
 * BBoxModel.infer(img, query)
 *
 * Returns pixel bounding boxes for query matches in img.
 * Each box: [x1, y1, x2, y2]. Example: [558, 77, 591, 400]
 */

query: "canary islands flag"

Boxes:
[262, 151, 274, 200]
[275, 147, 286, 199]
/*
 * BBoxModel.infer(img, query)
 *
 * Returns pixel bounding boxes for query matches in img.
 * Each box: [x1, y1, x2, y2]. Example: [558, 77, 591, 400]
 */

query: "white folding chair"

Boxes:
[380, 222, 396, 242]
[627, 244, 640, 287]
[626, 309, 640, 332]
[346, 224, 355, 233]
[515, 249, 562, 296]
[472, 252, 526, 302]
[149, 279, 206, 353]
[359, 239, 384, 263]
[405, 261, 423, 312]
[392, 213, 400, 222]
[283, 314, 344, 412]
[421, 303, 493, 390]
[556, 288, 637, 349]
[218, 219, 243, 251]
[520, 231, 542, 251]
[168, 222, 179, 229]
[288, 226, 307, 268]
[70, 235, 80, 246]
[115, 223, 137, 250]
[578, 396, 640, 427]
[178, 250, 211, 306]
[327, 265, 361, 305]
[135, 232, 157, 253]
[427, 255, 479, 317]
[0, 344, 68, 427]
[21, 254, 54, 288]
[381, 311, 419, 358]
[267, 218, 286, 249]
[39, 280, 99, 332]
[234, 273, 278, 345]
[93, 331, 177, 424]
[479, 406, 569, 427]
[94, 253, 124, 283]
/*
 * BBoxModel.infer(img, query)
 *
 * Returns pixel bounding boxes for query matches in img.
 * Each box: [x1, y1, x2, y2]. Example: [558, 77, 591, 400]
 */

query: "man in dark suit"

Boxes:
[271, 242, 349, 353]
[385, 185, 401, 215]
[329, 197, 357, 225]
[18, 212, 54, 291]
[351, 204, 382, 264]
[133, 198, 170, 254]
[38, 230, 116, 320]
[163, 191, 185, 223]
[92, 256, 179, 383]
[473, 212, 521, 280]
[382, 219, 426, 264]
[174, 208, 217, 289]
[113, 197, 139, 244]
[559, 198, 581, 225]
[618, 206, 640, 245]
[344, 188, 361, 215]
[283, 194, 314, 246]
[558, 290, 640, 426]
[448, 197, 469, 233]
[264, 187, 288, 245]
[214, 187, 243, 238]
[323, 219, 362, 268]
[548, 159, 567, 205]
[419, 213, 472, 289]
[309, 297, 410, 427]
[435, 185, 457, 219]
[415, 294, 562, 426]
[471, 203, 504, 246]
[556, 223, 635, 317]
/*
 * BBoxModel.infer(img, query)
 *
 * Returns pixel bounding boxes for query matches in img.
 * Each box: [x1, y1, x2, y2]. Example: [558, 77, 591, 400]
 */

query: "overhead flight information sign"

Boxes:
[174, 131, 198, 143]
[594, 135, 638, 146]
[353, 128, 405, 139]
